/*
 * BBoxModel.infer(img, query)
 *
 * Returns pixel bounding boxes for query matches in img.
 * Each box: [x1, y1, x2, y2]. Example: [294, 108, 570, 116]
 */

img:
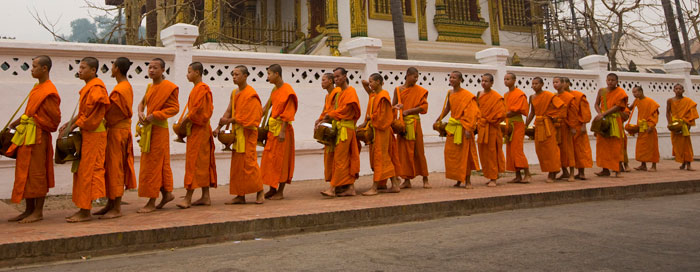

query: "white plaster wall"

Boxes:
[337, 0, 352, 42]
[480, 0, 492, 46]
[426, 0, 438, 42]
[367, 19, 419, 41]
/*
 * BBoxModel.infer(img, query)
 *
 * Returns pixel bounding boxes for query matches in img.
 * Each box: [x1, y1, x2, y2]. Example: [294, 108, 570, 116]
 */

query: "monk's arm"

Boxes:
[525, 96, 535, 126]
[33, 95, 61, 132]
[360, 80, 372, 95]
[75, 101, 108, 132]
[601, 105, 623, 118]
[327, 101, 359, 121]
[435, 92, 451, 123]
[137, 97, 146, 121]
[594, 91, 602, 114]
[666, 99, 673, 124]
[151, 89, 179, 121]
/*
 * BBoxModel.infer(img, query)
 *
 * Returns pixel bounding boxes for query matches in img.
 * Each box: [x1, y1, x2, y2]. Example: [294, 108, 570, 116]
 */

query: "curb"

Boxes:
[2, 179, 699, 267]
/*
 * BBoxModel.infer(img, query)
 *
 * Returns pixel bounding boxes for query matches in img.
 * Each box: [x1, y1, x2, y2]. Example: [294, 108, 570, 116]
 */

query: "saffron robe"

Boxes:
[444, 88, 481, 181]
[260, 83, 297, 189]
[318, 87, 340, 182]
[670, 97, 699, 163]
[184, 82, 217, 190]
[532, 91, 563, 172]
[368, 90, 399, 181]
[595, 87, 627, 171]
[555, 91, 576, 168]
[504, 87, 529, 170]
[327, 86, 361, 187]
[395, 85, 429, 179]
[477, 90, 506, 180]
[138, 80, 179, 198]
[73, 78, 110, 209]
[229, 85, 263, 196]
[105, 81, 137, 199]
[631, 97, 660, 163]
[10, 80, 61, 203]
[571, 90, 593, 168]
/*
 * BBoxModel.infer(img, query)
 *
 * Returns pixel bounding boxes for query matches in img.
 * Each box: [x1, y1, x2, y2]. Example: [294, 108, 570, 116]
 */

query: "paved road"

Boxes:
[11, 193, 700, 272]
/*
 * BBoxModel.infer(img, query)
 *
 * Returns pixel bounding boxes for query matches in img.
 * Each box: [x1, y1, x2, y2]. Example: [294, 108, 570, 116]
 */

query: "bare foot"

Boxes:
[321, 188, 336, 198]
[423, 179, 432, 189]
[137, 204, 156, 213]
[225, 196, 246, 205]
[8, 211, 31, 222]
[594, 171, 610, 177]
[338, 185, 356, 197]
[465, 181, 473, 189]
[648, 168, 657, 172]
[520, 175, 532, 184]
[18, 212, 43, 223]
[453, 181, 462, 187]
[680, 164, 686, 170]
[255, 191, 265, 204]
[575, 174, 587, 180]
[66, 211, 92, 223]
[65, 210, 81, 219]
[487, 181, 497, 187]
[634, 165, 647, 171]
[613, 172, 623, 178]
[176, 199, 191, 209]
[191, 197, 211, 206]
[100, 210, 122, 219]
[377, 184, 388, 190]
[386, 186, 400, 193]
[156, 192, 174, 209]
[507, 177, 521, 184]
[687, 167, 696, 171]
[264, 188, 277, 199]
[623, 165, 631, 172]
[567, 175, 575, 182]
[361, 188, 379, 196]
[557, 173, 570, 180]
[399, 180, 412, 189]
[546, 178, 554, 183]
[92, 205, 111, 216]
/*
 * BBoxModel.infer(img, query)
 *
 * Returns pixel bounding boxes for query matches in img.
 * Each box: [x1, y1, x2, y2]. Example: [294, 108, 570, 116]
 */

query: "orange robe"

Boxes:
[395, 85, 429, 179]
[327, 86, 361, 187]
[73, 78, 110, 209]
[477, 90, 506, 180]
[229, 85, 263, 196]
[504, 87, 529, 170]
[555, 91, 576, 168]
[532, 91, 563, 172]
[261, 83, 297, 189]
[105, 81, 137, 200]
[595, 87, 627, 171]
[10, 80, 61, 203]
[571, 90, 593, 168]
[444, 88, 481, 181]
[631, 97, 659, 163]
[318, 87, 340, 182]
[138, 80, 179, 198]
[670, 97, 699, 163]
[368, 90, 399, 181]
[184, 82, 217, 190]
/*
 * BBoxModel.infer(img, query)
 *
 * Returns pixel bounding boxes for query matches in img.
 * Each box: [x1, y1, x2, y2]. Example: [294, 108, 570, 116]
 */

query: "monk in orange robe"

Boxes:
[315, 73, 337, 184]
[593, 73, 627, 177]
[667, 83, 698, 170]
[525, 77, 563, 183]
[137, 58, 179, 212]
[7, 55, 61, 223]
[394, 67, 431, 189]
[176, 62, 217, 209]
[563, 78, 593, 180]
[260, 64, 297, 200]
[321, 67, 361, 197]
[360, 74, 400, 196]
[503, 73, 531, 183]
[553, 77, 576, 181]
[435, 71, 480, 188]
[214, 65, 264, 204]
[60, 57, 110, 223]
[476, 73, 506, 187]
[92, 57, 136, 219]
[627, 86, 659, 172]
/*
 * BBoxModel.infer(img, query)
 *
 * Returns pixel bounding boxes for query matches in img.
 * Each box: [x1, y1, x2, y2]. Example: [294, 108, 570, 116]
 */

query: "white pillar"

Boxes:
[160, 23, 199, 94]
[579, 54, 609, 90]
[341, 37, 382, 80]
[664, 59, 693, 92]
[475, 48, 509, 93]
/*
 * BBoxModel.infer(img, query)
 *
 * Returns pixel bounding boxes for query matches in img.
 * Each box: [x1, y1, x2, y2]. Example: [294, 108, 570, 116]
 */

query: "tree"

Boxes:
[68, 18, 98, 43]
[390, 0, 408, 60]
[661, 0, 684, 60]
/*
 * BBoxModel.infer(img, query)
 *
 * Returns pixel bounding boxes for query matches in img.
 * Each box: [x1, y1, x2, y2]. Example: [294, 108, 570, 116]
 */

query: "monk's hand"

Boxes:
[393, 104, 404, 110]
[138, 112, 146, 123]
[145, 114, 155, 123]
[570, 128, 576, 135]
[9, 119, 20, 129]
[593, 114, 604, 121]
[213, 127, 220, 138]
[58, 123, 67, 135]
[278, 131, 285, 142]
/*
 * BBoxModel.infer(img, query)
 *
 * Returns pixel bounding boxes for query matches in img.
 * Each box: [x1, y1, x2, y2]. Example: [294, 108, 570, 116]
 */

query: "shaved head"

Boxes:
[81, 57, 99, 70]
[189, 61, 203, 76]
[33, 55, 52, 71]
[152, 58, 166, 69]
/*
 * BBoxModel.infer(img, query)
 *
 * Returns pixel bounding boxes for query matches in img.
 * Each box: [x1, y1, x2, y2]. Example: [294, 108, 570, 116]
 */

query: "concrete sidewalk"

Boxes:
[1, 160, 699, 267]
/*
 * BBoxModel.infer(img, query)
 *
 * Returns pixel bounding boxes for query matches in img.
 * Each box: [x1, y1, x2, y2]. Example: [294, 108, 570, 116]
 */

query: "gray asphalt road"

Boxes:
[10, 193, 700, 272]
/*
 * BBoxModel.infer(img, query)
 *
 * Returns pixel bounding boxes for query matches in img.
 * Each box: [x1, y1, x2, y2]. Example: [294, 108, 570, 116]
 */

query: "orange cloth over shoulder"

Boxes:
[138, 80, 179, 198]
[319, 87, 340, 182]
[261, 83, 297, 189]
[104, 81, 136, 199]
[670, 97, 698, 163]
[504, 87, 529, 170]
[229, 85, 263, 196]
[532, 90, 563, 172]
[555, 91, 576, 168]
[631, 97, 659, 163]
[444, 88, 480, 181]
[184, 82, 217, 190]
[11, 80, 61, 203]
[476, 90, 505, 180]
[327, 86, 361, 187]
[595, 87, 627, 171]
[395, 85, 429, 179]
[368, 90, 399, 182]
[73, 78, 110, 210]
[570, 90, 593, 168]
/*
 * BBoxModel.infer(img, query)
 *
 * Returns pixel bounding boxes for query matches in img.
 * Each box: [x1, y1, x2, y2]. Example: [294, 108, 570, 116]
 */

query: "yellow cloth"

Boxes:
[607, 113, 622, 138]
[638, 120, 649, 133]
[672, 117, 691, 136]
[232, 124, 248, 153]
[11, 114, 37, 146]
[445, 117, 463, 144]
[268, 117, 288, 137]
[139, 118, 168, 153]
[504, 115, 523, 143]
[333, 119, 356, 144]
[403, 114, 419, 140]
[534, 116, 553, 142]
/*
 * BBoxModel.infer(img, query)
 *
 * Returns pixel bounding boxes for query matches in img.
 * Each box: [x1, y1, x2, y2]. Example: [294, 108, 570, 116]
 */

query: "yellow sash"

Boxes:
[607, 113, 622, 138]
[638, 120, 649, 133]
[672, 117, 691, 136]
[139, 118, 167, 153]
[268, 117, 288, 137]
[11, 115, 37, 146]
[403, 114, 419, 140]
[333, 120, 356, 144]
[504, 115, 523, 143]
[445, 117, 463, 144]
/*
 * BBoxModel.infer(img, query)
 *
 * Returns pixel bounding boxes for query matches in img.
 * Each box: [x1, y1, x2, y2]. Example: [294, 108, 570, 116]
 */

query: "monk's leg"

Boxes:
[623, 162, 631, 172]
[453, 181, 462, 187]
[635, 162, 647, 171]
[464, 175, 473, 189]
[156, 188, 175, 209]
[101, 197, 123, 219]
[487, 179, 497, 187]
[192, 187, 211, 206]
[575, 168, 587, 180]
[558, 168, 570, 180]
[138, 198, 157, 213]
[337, 184, 356, 197]
[8, 198, 34, 222]
[269, 183, 285, 200]
[66, 209, 92, 223]
[93, 199, 113, 216]
[567, 167, 575, 182]
[422, 176, 431, 189]
[387, 177, 400, 193]
[508, 169, 522, 183]
[377, 183, 388, 190]
[595, 168, 611, 177]
[649, 163, 657, 172]
[522, 168, 532, 183]
[321, 185, 337, 197]
[255, 190, 264, 204]
[687, 162, 695, 171]
[400, 178, 412, 189]
[362, 181, 380, 196]
[177, 189, 194, 209]
[546, 172, 556, 183]
[225, 195, 246, 205]
[19, 197, 45, 223]
[264, 187, 277, 199]
[614, 171, 623, 178]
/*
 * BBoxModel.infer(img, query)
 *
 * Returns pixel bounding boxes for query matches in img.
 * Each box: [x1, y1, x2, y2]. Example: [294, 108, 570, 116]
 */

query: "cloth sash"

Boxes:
[445, 117, 463, 144]
[638, 120, 649, 133]
[504, 115, 523, 143]
[71, 121, 107, 173]
[477, 119, 495, 144]
[109, 118, 132, 130]
[139, 118, 167, 153]
[11, 115, 37, 146]
[672, 117, 691, 136]
[403, 114, 419, 140]
[333, 119, 356, 144]
[607, 113, 622, 138]
[534, 116, 553, 142]
[268, 117, 289, 137]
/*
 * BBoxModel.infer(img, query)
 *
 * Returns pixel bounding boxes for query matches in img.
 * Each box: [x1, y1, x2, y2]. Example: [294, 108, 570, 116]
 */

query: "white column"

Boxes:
[579, 54, 609, 90]
[664, 60, 693, 92]
[341, 37, 382, 80]
[160, 23, 199, 93]
[475, 48, 509, 93]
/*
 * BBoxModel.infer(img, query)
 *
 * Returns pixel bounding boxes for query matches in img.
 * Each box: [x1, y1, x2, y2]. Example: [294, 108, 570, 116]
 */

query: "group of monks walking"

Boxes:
[5, 56, 698, 224]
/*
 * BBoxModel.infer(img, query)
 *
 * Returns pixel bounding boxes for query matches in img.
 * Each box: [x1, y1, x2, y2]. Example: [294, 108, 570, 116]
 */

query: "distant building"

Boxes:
[655, 38, 700, 72]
